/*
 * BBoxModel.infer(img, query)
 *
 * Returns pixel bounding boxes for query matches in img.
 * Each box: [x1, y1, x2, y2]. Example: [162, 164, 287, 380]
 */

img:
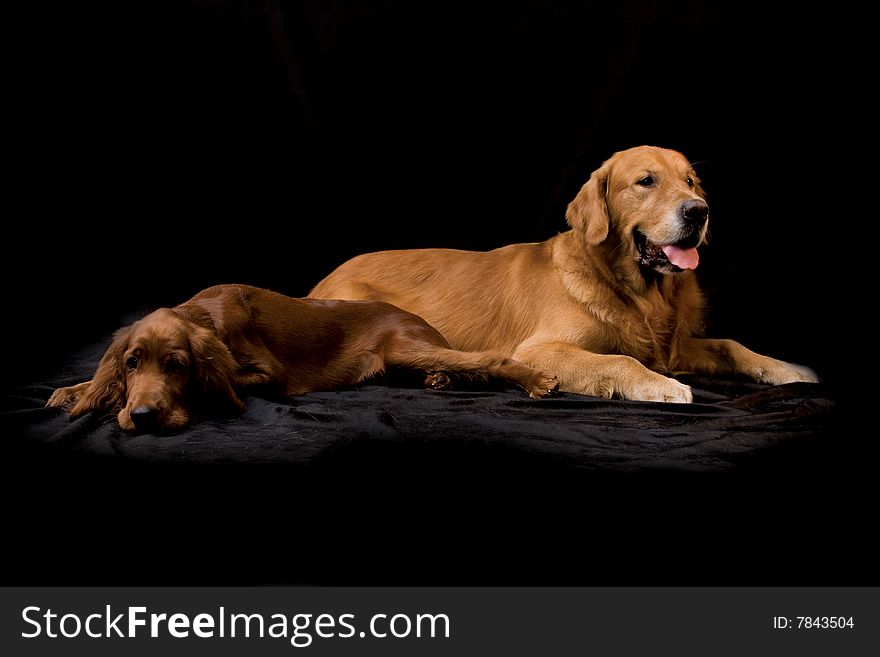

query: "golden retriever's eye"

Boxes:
[686, 177, 694, 187]
[126, 356, 138, 371]
[636, 175, 655, 187]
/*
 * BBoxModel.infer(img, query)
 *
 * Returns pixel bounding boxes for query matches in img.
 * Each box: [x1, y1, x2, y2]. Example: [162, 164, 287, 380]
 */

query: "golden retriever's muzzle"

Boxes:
[636, 199, 709, 273]
[681, 199, 709, 232]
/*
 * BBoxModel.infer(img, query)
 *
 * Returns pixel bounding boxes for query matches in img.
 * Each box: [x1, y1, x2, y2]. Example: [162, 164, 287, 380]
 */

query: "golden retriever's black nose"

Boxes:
[681, 199, 709, 227]
[130, 405, 159, 430]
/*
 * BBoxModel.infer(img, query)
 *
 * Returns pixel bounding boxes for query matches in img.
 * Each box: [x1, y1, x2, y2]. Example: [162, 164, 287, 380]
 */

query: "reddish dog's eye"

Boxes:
[126, 356, 138, 371]
[637, 175, 654, 187]
[165, 359, 183, 374]
[686, 177, 694, 187]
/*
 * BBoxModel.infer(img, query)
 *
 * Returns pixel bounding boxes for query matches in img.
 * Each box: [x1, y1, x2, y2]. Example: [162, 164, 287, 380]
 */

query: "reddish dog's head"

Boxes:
[566, 145, 709, 275]
[69, 309, 244, 432]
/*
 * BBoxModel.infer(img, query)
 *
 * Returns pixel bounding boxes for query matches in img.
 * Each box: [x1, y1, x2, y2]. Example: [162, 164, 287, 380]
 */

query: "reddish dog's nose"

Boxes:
[130, 405, 159, 431]
[681, 199, 709, 227]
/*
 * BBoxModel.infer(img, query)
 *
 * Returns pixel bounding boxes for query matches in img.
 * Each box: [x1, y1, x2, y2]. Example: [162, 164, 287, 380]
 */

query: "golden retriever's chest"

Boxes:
[578, 293, 687, 371]
[619, 306, 679, 368]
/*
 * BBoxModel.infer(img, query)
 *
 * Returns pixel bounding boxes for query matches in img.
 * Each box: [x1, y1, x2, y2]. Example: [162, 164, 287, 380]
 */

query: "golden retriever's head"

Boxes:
[69, 309, 244, 432]
[566, 145, 709, 275]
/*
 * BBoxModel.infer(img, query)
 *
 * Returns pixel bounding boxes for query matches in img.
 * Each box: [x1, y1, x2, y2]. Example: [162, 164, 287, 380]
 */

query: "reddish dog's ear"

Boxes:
[188, 324, 246, 412]
[566, 160, 611, 246]
[69, 326, 131, 418]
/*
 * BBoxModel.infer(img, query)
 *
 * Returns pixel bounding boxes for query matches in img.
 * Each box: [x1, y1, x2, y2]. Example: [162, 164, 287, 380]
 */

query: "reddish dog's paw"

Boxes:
[425, 371, 453, 390]
[527, 371, 559, 398]
[46, 384, 88, 410]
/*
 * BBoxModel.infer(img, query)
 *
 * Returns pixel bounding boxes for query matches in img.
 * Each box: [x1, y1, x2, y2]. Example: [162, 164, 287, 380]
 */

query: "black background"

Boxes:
[4, 1, 872, 585]
[5, 0, 859, 387]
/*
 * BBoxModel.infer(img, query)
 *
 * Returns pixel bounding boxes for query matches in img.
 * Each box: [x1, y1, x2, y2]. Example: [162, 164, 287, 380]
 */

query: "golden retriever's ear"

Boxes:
[566, 161, 611, 246]
[188, 324, 246, 412]
[69, 326, 131, 418]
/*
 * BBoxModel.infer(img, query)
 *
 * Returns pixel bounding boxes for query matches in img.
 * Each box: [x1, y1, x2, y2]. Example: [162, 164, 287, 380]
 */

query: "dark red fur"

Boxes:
[47, 285, 557, 431]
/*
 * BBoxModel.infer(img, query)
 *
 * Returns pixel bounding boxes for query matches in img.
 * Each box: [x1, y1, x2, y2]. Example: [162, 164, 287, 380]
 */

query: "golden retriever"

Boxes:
[47, 285, 558, 431]
[310, 145, 817, 403]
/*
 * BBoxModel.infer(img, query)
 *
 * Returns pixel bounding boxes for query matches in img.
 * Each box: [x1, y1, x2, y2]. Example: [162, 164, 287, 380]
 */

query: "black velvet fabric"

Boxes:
[3, 339, 872, 585]
[7, 345, 836, 472]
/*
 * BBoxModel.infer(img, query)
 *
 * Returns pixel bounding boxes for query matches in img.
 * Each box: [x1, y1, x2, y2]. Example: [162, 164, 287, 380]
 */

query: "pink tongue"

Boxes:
[661, 244, 700, 270]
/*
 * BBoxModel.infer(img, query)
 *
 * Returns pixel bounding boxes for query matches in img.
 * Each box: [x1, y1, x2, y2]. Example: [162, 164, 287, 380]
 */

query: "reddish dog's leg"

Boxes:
[391, 347, 558, 398]
[46, 381, 93, 410]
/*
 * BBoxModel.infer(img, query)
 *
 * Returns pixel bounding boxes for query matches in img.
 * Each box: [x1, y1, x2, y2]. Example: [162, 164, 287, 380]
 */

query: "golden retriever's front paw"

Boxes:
[627, 376, 693, 404]
[753, 360, 819, 385]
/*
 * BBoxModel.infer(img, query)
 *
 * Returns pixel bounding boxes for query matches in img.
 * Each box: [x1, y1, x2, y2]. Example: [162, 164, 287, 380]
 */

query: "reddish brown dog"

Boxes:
[47, 284, 558, 431]
[310, 146, 817, 402]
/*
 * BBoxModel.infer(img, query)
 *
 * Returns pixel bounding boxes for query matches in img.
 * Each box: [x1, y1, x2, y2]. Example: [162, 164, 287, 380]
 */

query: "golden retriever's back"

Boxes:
[311, 242, 568, 353]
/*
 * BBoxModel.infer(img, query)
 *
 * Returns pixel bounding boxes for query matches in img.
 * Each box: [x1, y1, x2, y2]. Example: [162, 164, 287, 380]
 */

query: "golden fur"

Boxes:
[47, 285, 558, 431]
[310, 145, 817, 402]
